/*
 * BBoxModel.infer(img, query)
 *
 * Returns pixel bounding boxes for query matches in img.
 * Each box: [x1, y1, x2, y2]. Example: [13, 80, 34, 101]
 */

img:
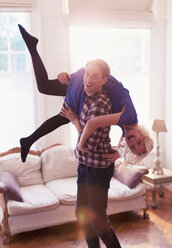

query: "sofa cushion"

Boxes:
[7, 184, 60, 216]
[0, 172, 23, 202]
[46, 176, 146, 206]
[0, 153, 43, 187]
[108, 178, 146, 202]
[45, 177, 77, 205]
[41, 145, 78, 183]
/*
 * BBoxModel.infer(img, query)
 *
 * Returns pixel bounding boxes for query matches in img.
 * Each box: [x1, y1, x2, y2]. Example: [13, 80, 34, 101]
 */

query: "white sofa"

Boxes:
[0, 144, 148, 245]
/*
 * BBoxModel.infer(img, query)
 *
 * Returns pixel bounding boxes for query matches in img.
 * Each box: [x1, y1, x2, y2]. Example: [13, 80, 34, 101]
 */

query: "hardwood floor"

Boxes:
[1, 189, 172, 248]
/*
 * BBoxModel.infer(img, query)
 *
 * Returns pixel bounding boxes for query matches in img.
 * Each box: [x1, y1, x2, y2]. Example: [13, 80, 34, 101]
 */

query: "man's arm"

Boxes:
[78, 109, 125, 152]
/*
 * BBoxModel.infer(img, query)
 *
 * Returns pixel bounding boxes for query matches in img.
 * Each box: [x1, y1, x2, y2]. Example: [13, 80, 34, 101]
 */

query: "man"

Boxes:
[61, 59, 122, 248]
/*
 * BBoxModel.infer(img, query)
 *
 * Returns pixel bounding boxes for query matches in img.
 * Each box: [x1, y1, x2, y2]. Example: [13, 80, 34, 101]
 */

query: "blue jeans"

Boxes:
[76, 163, 121, 248]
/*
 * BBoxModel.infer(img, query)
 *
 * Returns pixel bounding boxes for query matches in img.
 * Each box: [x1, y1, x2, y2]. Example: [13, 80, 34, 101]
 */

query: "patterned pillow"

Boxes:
[0, 172, 23, 202]
[114, 164, 145, 189]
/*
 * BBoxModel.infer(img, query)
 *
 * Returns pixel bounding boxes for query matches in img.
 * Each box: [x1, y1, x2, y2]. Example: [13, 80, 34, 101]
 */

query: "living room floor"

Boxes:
[0, 189, 172, 248]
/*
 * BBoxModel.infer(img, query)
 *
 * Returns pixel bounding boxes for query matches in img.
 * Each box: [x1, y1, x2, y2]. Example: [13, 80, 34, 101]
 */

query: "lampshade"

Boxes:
[152, 119, 167, 133]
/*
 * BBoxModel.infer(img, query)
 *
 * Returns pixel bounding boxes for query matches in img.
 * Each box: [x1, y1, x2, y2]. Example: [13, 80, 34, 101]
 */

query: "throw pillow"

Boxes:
[41, 145, 78, 183]
[0, 153, 43, 187]
[0, 172, 23, 202]
[114, 164, 144, 189]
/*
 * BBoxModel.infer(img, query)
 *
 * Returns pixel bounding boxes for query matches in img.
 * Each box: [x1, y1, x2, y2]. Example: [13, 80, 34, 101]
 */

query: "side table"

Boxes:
[143, 168, 172, 209]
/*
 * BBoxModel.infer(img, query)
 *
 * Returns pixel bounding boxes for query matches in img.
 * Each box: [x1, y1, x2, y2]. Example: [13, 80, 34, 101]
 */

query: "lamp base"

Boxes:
[152, 161, 164, 175]
[152, 167, 164, 175]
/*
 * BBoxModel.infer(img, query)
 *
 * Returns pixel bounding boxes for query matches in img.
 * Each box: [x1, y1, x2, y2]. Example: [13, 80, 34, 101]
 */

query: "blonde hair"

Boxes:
[119, 125, 154, 165]
[86, 59, 110, 78]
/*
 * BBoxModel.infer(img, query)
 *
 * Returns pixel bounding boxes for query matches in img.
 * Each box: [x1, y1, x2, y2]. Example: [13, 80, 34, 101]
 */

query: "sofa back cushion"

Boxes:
[41, 145, 78, 183]
[0, 153, 43, 187]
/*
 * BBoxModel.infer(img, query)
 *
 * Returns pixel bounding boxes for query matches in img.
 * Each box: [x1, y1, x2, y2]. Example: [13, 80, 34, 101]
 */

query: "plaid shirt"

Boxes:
[76, 90, 113, 168]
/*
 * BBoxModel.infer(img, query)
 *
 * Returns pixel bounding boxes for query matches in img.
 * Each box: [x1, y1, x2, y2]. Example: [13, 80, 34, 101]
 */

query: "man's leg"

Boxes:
[18, 25, 69, 162]
[76, 163, 100, 248]
[86, 165, 121, 248]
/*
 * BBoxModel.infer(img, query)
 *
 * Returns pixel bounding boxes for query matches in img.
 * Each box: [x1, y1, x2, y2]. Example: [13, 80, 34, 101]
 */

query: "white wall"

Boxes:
[165, 0, 172, 169]
[144, 0, 172, 177]
[145, 0, 167, 167]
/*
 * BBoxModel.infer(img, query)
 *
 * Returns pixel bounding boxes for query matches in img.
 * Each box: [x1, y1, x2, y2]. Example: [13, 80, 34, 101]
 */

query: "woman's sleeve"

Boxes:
[116, 88, 138, 126]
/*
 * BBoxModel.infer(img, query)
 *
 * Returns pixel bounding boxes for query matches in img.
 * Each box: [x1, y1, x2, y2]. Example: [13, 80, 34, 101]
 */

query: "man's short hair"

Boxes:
[86, 59, 110, 78]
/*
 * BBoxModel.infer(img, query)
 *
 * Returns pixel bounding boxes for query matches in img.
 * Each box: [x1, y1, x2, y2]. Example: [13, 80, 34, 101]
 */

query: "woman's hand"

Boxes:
[57, 72, 71, 85]
[104, 149, 120, 163]
[60, 102, 78, 123]
[60, 102, 82, 134]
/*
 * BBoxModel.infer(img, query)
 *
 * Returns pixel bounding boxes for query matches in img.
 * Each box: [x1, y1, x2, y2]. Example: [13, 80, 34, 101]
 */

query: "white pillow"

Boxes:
[0, 153, 43, 187]
[41, 145, 78, 183]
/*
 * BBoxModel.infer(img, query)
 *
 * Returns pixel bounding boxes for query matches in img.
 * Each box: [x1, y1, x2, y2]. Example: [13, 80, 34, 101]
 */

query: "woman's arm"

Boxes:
[57, 72, 71, 85]
[78, 108, 125, 152]
[60, 102, 82, 134]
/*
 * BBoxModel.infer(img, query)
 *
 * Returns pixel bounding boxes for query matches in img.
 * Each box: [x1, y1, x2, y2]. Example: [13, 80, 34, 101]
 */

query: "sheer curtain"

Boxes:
[0, 12, 34, 152]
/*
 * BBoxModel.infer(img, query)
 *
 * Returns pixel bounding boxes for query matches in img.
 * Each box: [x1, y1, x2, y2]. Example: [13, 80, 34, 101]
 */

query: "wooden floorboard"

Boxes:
[0, 189, 172, 248]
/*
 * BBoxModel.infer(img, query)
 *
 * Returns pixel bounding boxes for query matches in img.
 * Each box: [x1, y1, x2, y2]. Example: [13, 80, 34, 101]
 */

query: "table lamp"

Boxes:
[152, 119, 167, 174]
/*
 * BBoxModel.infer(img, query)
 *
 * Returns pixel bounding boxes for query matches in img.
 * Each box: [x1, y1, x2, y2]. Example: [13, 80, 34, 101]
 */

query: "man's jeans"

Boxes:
[76, 163, 121, 248]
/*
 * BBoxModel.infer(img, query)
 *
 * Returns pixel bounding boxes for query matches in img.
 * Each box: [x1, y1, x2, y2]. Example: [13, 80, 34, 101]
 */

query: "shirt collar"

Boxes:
[86, 90, 106, 101]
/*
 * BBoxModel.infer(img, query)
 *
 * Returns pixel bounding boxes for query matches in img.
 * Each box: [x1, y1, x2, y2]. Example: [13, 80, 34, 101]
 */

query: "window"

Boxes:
[69, 26, 150, 147]
[0, 12, 34, 152]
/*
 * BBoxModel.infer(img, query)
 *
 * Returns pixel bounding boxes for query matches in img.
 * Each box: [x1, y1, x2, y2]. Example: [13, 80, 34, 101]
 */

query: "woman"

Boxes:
[18, 24, 153, 163]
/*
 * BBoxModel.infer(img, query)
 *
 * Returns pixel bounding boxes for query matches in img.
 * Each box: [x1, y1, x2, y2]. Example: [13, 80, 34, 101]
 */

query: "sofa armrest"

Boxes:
[0, 182, 5, 194]
[0, 187, 10, 240]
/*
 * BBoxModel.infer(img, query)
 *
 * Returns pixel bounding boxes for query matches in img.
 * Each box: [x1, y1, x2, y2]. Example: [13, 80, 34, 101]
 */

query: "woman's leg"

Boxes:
[18, 24, 67, 96]
[18, 25, 69, 162]
[20, 114, 69, 162]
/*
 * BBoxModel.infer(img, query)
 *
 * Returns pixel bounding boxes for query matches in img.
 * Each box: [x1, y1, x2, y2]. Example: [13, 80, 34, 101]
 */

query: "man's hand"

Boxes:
[104, 149, 120, 163]
[78, 141, 89, 154]
[57, 72, 71, 85]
